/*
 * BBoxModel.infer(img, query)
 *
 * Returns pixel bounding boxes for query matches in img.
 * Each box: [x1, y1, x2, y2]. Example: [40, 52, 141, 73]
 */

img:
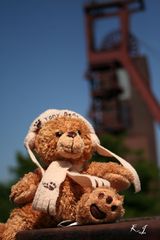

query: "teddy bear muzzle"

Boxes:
[56, 132, 85, 159]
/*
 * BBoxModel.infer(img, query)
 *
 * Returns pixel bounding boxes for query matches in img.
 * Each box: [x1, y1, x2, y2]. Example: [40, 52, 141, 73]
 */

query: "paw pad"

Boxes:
[98, 193, 105, 199]
[106, 196, 113, 204]
[111, 205, 118, 211]
[90, 204, 106, 220]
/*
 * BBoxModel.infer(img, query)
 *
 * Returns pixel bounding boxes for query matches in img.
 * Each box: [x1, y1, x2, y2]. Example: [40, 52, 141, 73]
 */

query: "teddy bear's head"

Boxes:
[24, 109, 100, 172]
[34, 116, 93, 166]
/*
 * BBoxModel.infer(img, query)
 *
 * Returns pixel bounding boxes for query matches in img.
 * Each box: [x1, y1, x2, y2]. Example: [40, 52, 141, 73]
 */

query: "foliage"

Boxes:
[9, 152, 35, 183]
[0, 182, 13, 223]
[124, 160, 160, 218]
[0, 152, 35, 222]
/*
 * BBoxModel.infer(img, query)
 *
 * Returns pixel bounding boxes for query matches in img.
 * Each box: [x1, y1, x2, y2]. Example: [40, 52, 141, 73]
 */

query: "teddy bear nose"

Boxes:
[67, 131, 77, 138]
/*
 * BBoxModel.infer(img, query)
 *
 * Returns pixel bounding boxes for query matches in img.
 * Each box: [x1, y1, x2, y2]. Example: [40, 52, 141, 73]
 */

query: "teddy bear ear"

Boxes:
[95, 143, 141, 193]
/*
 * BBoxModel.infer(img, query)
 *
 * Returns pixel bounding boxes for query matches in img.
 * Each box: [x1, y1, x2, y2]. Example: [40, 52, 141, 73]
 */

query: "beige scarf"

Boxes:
[32, 161, 110, 216]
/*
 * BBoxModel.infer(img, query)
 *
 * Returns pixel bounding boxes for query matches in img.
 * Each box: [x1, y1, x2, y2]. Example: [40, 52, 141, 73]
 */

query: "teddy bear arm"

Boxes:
[10, 169, 42, 205]
[0, 223, 5, 240]
[85, 162, 134, 191]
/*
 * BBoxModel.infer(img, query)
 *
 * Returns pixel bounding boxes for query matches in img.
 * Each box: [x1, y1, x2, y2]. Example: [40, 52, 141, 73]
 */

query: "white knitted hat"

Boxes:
[24, 109, 141, 192]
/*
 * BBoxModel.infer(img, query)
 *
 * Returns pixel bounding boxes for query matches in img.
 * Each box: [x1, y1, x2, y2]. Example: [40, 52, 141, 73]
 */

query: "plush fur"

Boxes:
[1, 116, 134, 240]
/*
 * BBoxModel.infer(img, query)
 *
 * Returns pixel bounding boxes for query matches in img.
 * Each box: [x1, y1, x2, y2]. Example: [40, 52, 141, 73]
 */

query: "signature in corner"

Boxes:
[130, 224, 148, 235]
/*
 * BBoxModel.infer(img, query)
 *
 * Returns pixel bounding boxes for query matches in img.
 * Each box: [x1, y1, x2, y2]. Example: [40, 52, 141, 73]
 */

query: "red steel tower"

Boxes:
[84, 0, 160, 162]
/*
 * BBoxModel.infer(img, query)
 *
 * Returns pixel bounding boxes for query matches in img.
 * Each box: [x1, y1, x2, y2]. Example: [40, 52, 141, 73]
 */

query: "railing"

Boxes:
[16, 216, 160, 240]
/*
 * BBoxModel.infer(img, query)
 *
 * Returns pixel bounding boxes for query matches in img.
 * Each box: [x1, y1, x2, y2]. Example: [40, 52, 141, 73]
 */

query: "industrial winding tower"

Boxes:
[83, 0, 160, 162]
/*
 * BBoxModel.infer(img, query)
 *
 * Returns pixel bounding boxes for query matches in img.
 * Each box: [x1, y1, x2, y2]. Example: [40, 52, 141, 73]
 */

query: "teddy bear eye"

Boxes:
[77, 130, 81, 135]
[55, 131, 63, 137]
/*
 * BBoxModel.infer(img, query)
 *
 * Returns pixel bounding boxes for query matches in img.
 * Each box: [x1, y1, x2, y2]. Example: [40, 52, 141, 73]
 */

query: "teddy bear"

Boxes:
[0, 109, 141, 240]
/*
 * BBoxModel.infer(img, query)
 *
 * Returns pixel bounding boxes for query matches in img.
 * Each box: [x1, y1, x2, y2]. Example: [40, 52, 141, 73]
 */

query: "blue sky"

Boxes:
[0, 0, 160, 181]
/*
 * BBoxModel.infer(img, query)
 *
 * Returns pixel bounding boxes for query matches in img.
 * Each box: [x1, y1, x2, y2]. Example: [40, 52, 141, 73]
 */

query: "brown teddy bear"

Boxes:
[0, 109, 141, 240]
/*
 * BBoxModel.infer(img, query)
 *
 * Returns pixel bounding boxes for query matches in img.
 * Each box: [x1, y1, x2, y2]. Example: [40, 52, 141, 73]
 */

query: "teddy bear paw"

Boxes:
[10, 183, 37, 205]
[76, 187, 125, 225]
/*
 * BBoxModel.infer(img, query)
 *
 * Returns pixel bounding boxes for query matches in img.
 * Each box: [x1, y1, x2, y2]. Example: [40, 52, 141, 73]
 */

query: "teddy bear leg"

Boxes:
[76, 187, 125, 225]
[2, 204, 55, 240]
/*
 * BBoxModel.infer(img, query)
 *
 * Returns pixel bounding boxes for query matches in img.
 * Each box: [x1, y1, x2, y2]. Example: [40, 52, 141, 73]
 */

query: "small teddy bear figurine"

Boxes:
[0, 109, 141, 240]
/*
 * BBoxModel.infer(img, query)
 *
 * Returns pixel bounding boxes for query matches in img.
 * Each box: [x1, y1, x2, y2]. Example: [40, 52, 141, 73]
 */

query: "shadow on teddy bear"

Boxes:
[0, 109, 141, 240]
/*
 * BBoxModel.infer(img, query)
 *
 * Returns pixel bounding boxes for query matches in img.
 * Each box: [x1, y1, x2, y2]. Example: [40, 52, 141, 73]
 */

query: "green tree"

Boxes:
[0, 182, 13, 223]
[124, 160, 160, 217]
[0, 152, 35, 222]
[9, 152, 35, 182]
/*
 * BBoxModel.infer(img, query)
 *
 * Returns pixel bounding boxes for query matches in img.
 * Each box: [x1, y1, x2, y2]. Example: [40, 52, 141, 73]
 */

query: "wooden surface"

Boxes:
[16, 216, 160, 240]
